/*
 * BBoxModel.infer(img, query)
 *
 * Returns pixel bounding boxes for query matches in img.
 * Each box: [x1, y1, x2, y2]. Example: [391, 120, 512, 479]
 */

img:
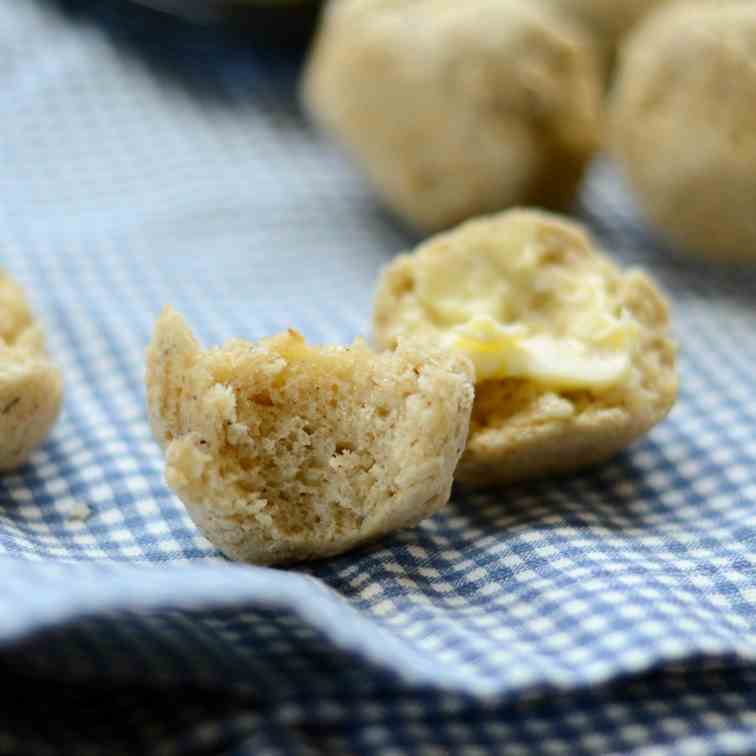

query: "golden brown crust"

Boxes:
[302, 0, 601, 232]
[145, 308, 474, 564]
[372, 209, 678, 488]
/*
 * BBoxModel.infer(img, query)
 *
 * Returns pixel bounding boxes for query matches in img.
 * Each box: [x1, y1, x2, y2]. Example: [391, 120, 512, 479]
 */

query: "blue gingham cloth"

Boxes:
[2, 2, 756, 754]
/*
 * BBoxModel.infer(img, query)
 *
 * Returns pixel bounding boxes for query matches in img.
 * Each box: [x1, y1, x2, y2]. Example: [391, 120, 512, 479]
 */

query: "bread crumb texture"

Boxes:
[303, 0, 601, 232]
[0, 271, 63, 472]
[373, 208, 678, 488]
[66, 501, 91, 522]
[609, 1, 756, 261]
[145, 309, 474, 565]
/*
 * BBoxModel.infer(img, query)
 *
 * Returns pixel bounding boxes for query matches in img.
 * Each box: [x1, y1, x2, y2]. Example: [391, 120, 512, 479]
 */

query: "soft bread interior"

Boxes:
[0, 272, 63, 472]
[373, 209, 678, 487]
[146, 308, 474, 563]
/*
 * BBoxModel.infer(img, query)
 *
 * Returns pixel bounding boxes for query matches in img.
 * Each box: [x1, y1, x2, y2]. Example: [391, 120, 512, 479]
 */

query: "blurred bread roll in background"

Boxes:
[544, 0, 665, 75]
[0, 272, 63, 472]
[609, 1, 756, 262]
[373, 209, 678, 488]
[303, 0, 602, 233]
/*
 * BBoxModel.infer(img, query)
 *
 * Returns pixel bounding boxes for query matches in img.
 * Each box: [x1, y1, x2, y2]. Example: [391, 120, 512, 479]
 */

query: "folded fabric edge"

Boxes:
[1, 559, 755, 700]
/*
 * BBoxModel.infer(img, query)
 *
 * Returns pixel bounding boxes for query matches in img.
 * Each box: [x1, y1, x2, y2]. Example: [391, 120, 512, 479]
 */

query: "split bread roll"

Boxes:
[373, 209, 678, 488]
[145, 308, 474, 565]
[0, 272, 63, 472]
[609, 1, 756, 262]
[302, 0, 602, 233]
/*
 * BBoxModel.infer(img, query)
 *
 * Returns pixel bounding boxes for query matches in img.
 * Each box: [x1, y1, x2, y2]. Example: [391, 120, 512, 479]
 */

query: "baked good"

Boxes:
[302, 0, 602, 233]
[0, 271, 63, 472]
[145, 308, 474, 564]
[373, 209, 678, 487]
[545, 0, 664, 74]
[609, 1, 756, 262]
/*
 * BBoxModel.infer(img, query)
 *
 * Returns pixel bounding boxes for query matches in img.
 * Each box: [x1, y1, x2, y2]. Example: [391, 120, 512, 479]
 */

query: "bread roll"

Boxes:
[0, 271, 63, 472]
[146, 308, 474, 564]
[303, 0, 602, 232]
[373, 209, 678, 487]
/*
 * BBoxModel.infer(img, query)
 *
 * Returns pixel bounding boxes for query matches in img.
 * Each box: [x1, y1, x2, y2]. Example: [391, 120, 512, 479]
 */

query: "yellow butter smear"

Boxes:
[413, 220, 640, 389]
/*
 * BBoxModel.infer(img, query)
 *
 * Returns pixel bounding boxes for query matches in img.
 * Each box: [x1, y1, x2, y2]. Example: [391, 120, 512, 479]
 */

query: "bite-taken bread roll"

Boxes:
[609, 1, 756, 262]
[0, 272, 63, 472]
[302, 0, 602, 233]
[145, 308, 474, 565]
[373, 209, 678, 488]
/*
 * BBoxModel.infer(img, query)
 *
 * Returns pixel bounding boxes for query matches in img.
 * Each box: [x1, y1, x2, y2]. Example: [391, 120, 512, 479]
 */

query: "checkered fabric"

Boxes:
[1, 1, 755, 754]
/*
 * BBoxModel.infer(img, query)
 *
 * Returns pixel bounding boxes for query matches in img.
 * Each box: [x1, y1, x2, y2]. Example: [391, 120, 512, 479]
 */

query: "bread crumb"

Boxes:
[66, 501, 91, 522]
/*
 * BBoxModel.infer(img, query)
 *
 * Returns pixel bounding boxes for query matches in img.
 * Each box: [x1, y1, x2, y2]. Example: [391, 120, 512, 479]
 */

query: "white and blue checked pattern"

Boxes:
[1, 1, 755, 754]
